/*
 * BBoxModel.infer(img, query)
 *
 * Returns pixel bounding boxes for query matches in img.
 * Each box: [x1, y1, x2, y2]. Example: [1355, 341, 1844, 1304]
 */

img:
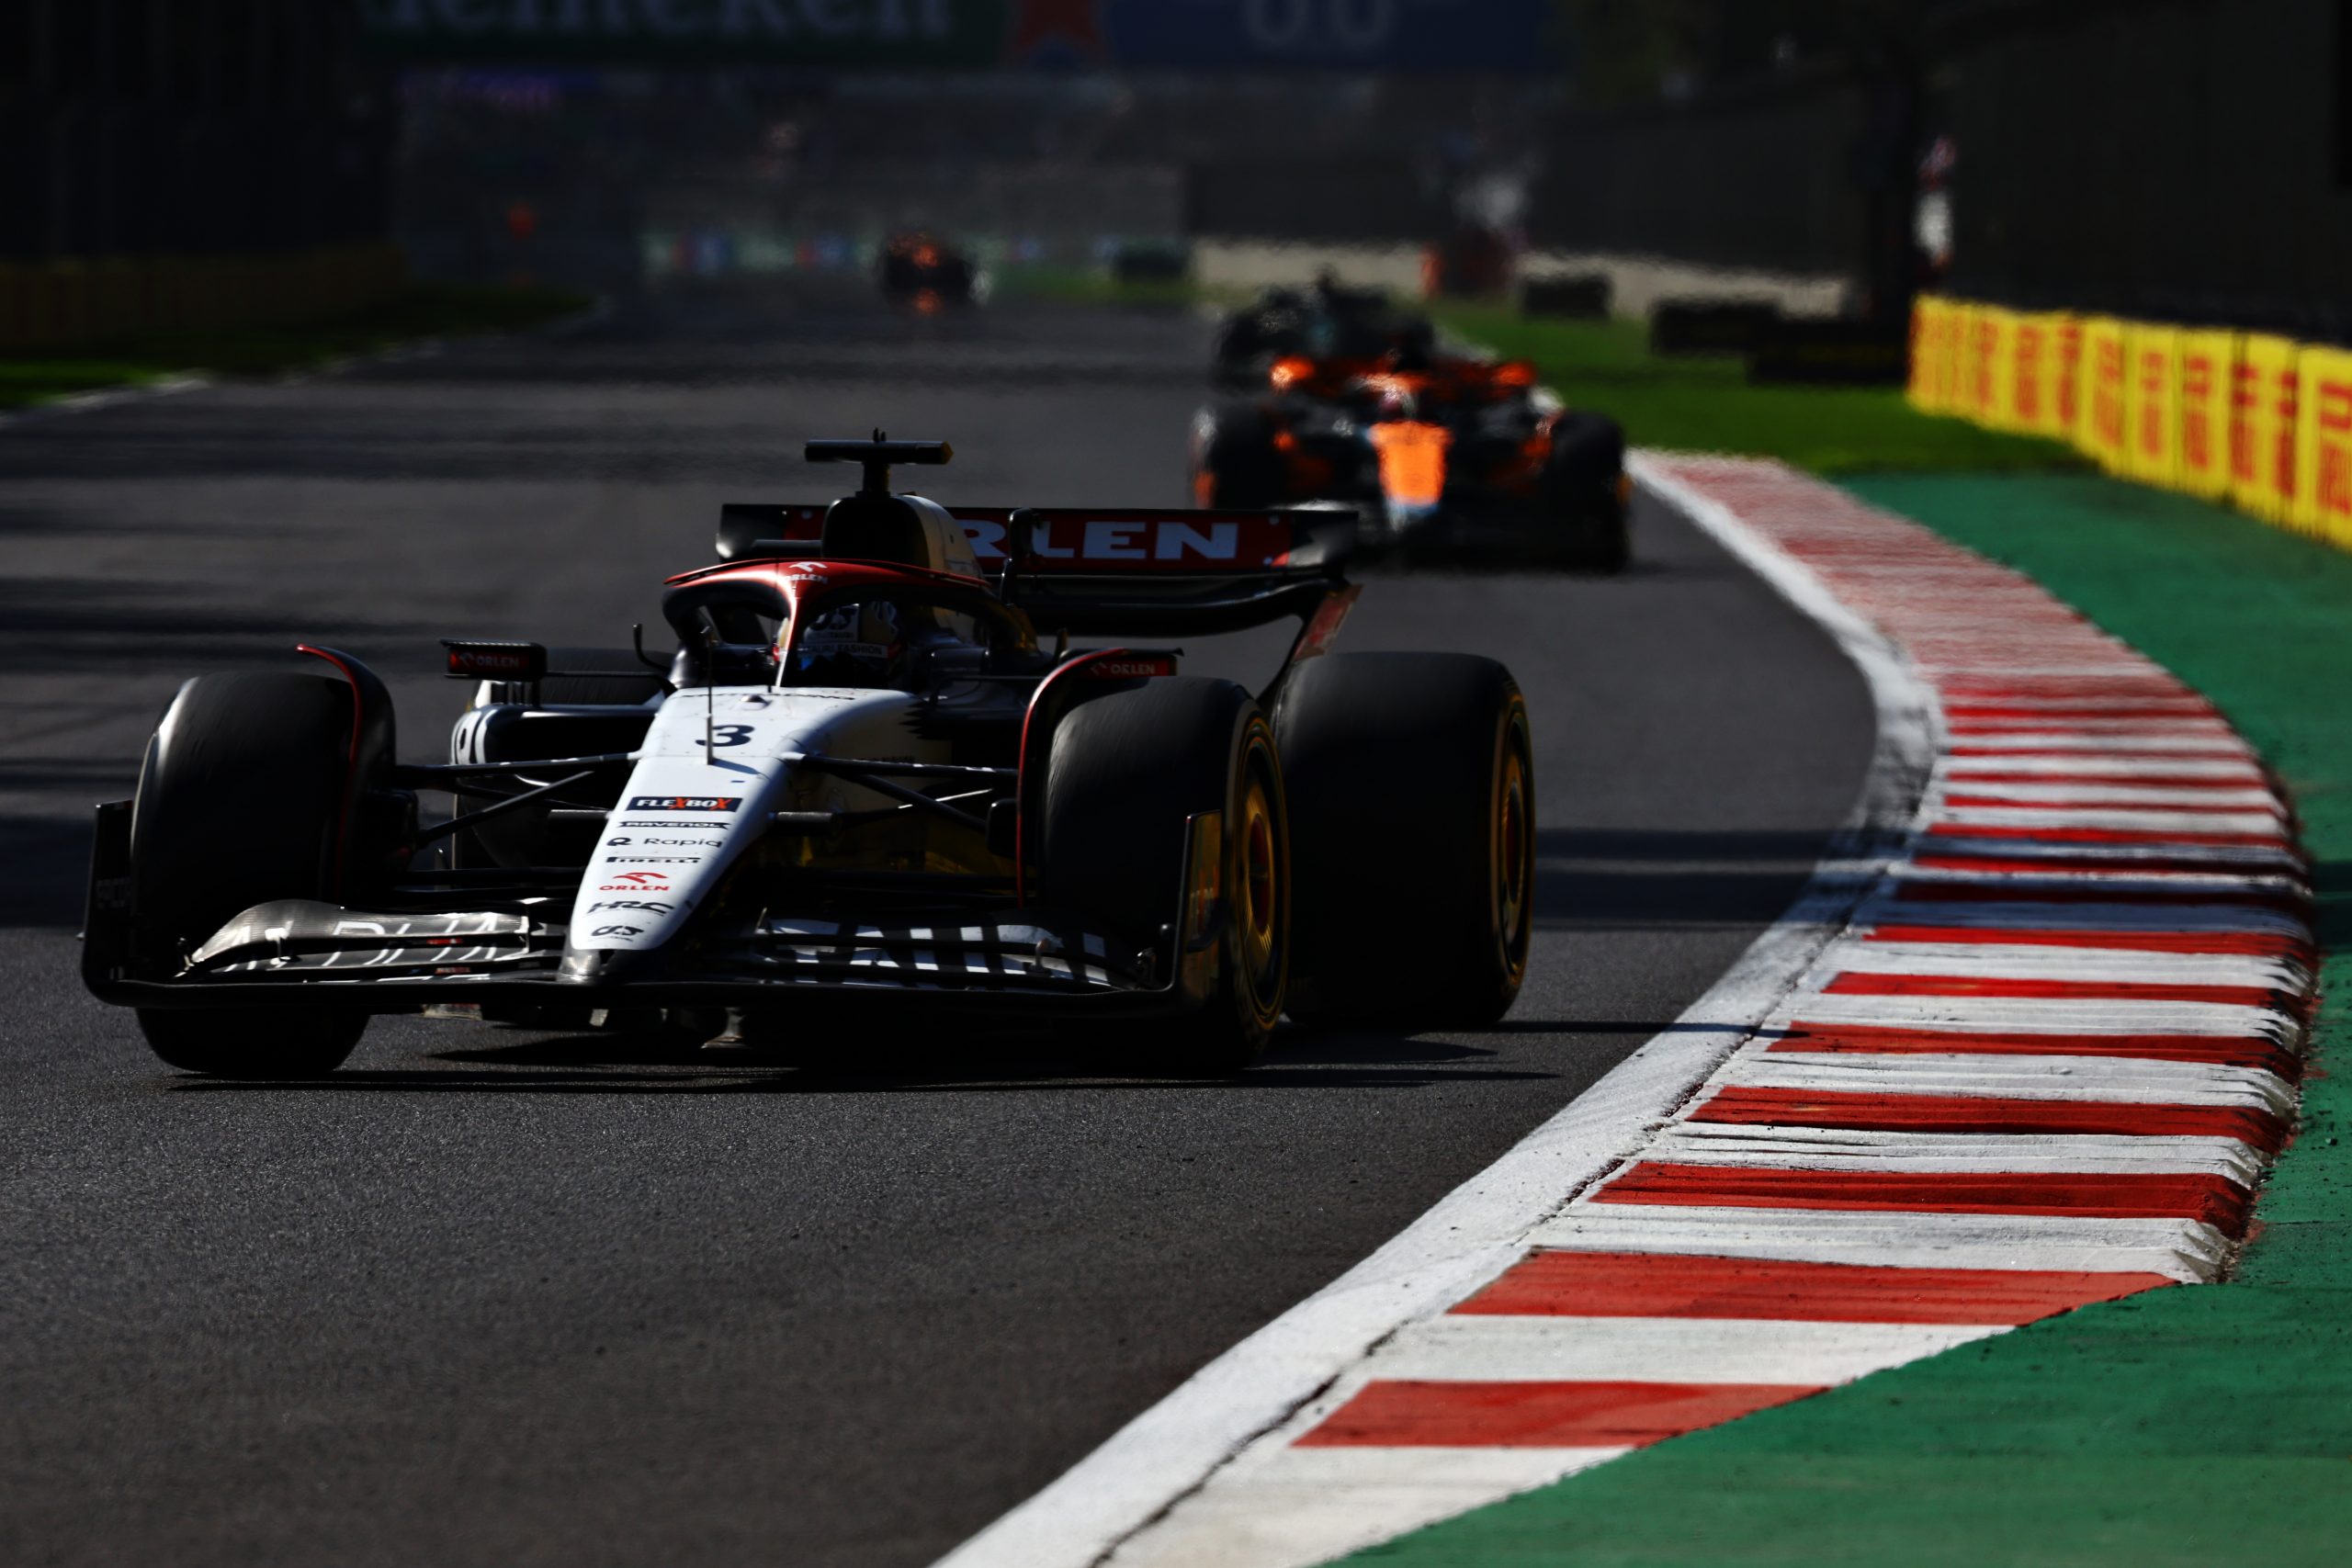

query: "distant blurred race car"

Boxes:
[85, 436, 1537, 1080]
[877, 231, 980, 312]
[1211, 275, 1416, 389]
[1422, 220, 1515, 299]
[1192, 317, 1630, 572]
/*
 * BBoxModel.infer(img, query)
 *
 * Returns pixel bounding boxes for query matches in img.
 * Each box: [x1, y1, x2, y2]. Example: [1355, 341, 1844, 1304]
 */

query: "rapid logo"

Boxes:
[627, 795, 741, 813]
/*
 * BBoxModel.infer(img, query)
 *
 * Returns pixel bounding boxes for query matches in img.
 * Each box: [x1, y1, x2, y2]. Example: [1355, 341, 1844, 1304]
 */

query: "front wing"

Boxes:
[84, 802, 1227, 1021]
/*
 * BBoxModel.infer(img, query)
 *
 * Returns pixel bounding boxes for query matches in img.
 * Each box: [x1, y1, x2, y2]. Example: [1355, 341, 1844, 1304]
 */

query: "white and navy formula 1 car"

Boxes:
[84, 437, 1534, 1077]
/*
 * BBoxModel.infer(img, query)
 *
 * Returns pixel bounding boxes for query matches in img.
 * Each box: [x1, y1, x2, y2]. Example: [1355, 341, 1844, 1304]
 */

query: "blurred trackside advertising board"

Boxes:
[357, 0, 1560, 71]
[1911, 294, 2352, 550]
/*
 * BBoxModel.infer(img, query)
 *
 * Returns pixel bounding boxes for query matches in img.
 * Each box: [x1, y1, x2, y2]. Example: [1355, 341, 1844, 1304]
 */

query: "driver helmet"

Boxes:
[1372, 382, 1419, 423]
[791, 598, 908, 688]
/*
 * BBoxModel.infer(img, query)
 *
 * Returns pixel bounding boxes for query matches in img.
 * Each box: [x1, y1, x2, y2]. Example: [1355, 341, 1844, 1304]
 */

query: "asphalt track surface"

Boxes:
[0, 288, 1873, 1568]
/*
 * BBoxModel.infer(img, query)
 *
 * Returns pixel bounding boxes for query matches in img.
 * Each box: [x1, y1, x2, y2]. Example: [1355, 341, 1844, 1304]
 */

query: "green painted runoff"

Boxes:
[1339, 471, 2352, 1568]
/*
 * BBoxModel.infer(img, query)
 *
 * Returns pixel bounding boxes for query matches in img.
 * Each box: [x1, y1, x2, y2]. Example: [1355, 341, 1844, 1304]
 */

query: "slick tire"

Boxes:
[138, 1008, 368, 1079]
[1272, 653, 1533, 1028]
[128, 671, 368, 1076]
[1544, 412, 1631, 573]
[1039, 678, 1288, 1076]
[1191, 406, 1286, 509]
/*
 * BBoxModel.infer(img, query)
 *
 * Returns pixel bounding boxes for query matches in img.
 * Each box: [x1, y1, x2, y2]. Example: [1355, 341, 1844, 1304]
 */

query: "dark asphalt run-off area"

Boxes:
[0, 290, 1873, 1568]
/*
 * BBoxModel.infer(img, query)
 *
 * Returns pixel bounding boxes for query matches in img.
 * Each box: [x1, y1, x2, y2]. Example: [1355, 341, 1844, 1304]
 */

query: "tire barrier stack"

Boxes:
[0, 243, 408, 353]
[1908, 295, 2352, 549]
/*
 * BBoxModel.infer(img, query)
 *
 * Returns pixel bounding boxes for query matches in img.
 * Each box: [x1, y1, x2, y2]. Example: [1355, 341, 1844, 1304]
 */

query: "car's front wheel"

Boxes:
[138, 1008, 368, 1078]
[127, 671, 371, 1076]
[1038, 677, 1289, 1075]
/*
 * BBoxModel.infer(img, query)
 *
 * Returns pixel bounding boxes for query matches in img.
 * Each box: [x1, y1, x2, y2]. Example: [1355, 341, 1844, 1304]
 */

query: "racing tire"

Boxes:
[1544, 412, 1631, 574]
[1272, 653, 1533, 1029]
[127, 671, 369, 1076]
[138, 1008, 368, 1079]
[1191, 406, 1286, 509]
[1039, 677, 1288, 1076]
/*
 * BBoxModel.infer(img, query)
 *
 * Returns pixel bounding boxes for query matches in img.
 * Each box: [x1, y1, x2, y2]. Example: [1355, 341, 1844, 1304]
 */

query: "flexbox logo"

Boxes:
[627, 795, 741, 813]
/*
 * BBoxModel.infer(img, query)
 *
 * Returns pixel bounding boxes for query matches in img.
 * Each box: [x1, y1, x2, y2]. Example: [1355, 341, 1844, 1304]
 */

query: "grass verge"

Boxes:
[1428, 302, 2077, 474]
[1339, 469, 2352, 1567]
[0, 283, 594, 412]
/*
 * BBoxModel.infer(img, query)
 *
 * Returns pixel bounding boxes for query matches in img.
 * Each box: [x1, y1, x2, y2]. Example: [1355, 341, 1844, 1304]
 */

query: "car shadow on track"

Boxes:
[162, 1021, 1578, 1095]
[1535, 826, 1837, 931]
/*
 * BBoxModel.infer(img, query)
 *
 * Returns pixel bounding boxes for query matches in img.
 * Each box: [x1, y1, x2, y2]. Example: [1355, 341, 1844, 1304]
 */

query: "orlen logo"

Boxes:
[626, 795, 741, 813]
[954, 513, 1296, 570]
[442, 640, 547, 680]
[458, 649, 531, 672]
[596, 872, 669, 892]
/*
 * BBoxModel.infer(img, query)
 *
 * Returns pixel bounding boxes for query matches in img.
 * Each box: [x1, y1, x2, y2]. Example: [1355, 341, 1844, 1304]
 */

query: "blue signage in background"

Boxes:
[1091, 0, 1558, 73]
[363, 0, 1563, 73]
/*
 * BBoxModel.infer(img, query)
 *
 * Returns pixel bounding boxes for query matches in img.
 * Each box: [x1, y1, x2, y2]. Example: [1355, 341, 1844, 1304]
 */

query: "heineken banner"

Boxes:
[359, 0, 1560, 73]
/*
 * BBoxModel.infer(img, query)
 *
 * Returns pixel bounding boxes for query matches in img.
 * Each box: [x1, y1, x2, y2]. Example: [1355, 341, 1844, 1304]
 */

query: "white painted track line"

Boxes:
[1102, 1449, 1629, 1568]
[1772, 994, 2298, 1036]
[1650, 1126, 2268, 1182]
[1727, 1053, 2295, 1113]
[1826, 942, 2309, 986]
[1363, 1314, 2005, 1385]
[1526, 1207, 2231, 1280]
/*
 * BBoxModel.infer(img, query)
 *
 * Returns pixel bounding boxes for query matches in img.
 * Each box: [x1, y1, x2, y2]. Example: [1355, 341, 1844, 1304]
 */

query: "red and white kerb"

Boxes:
[1082, 457, 2314, 1568]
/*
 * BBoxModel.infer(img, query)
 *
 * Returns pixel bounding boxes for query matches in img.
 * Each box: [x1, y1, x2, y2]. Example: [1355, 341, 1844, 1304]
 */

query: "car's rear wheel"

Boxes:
[1544, 412, 1630, 573]
[1273, 653, 1534, 1028]
[1039, 677, 1288, 1075]
[128, 671, 369, 1075]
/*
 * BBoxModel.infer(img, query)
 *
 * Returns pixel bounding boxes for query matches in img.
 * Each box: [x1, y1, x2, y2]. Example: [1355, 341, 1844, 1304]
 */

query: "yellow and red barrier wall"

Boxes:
[0, 243, 407, 353]
[1909, 294, 2352, 547]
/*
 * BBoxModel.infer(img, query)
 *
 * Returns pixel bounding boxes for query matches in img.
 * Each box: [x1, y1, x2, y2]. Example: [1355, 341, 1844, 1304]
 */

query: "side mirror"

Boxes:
[1006, 507, 1042, 569]
[1002, 507, 1044, 605]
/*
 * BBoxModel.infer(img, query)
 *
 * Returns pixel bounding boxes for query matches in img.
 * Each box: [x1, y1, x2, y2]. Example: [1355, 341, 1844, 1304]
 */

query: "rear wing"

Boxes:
[716, 502, 1357, 636]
